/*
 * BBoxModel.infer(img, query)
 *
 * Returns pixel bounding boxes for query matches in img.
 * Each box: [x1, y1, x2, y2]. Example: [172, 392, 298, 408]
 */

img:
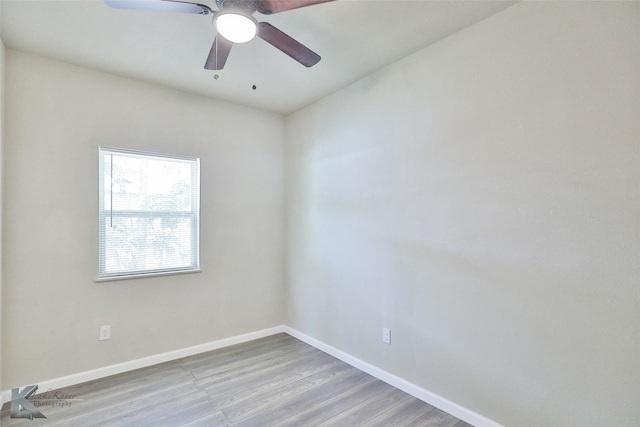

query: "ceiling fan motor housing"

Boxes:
[217, 0, 258, 13]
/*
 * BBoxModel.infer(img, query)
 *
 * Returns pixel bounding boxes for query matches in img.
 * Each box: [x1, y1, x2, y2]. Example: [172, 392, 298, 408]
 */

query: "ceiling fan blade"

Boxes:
[256, 0, 334, 15]
[257, 22, 320, 67]
[204, 36, 233, 70]
[104, 0, 212, 15]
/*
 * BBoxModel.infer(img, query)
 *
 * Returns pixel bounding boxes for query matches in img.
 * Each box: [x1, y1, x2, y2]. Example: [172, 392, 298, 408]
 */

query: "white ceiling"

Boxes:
[1, 0, 515, 114]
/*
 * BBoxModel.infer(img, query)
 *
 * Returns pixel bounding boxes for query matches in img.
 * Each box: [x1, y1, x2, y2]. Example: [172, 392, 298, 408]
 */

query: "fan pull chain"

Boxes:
[213, 15, 220, 79]
[251, 37, 257, 90]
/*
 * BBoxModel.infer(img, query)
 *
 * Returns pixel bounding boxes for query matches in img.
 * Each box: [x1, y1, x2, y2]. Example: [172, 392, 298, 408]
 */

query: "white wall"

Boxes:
[2, 50, 285, 388]
[285, 2, 640, 426]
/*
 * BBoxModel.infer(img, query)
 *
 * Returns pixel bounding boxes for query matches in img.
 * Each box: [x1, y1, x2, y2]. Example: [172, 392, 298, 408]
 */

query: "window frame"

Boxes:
[97, 146, 201, 281]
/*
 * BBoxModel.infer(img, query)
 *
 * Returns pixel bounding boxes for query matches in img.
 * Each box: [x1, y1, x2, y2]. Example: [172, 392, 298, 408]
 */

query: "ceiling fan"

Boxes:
[105, 0, 334, 70]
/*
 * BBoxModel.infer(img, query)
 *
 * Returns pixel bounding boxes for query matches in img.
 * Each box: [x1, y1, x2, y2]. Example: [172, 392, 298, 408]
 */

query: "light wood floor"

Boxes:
[1, 333, 472, 426]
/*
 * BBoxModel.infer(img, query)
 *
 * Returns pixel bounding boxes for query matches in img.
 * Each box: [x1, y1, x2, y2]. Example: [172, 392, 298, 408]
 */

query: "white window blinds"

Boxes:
[98, 147, 200, 279]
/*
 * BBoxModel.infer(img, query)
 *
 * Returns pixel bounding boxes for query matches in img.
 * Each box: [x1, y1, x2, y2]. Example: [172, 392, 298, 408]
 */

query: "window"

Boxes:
[98, 147, 200, 280]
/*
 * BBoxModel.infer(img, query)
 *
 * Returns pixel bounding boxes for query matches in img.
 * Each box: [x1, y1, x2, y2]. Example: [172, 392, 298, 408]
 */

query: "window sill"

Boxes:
[94, 268, 202, 283]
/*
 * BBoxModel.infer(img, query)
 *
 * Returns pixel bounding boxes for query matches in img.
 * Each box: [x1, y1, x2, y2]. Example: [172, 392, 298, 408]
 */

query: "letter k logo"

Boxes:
[10, 385, 47, 419]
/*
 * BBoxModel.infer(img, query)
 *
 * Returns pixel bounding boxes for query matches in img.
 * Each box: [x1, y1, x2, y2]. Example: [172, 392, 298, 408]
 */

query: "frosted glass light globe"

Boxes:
[216, 13, 257, 44]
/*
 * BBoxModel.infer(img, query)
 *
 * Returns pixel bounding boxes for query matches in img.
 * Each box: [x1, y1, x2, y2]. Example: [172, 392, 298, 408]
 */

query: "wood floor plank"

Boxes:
[180, 410, 230, 427]
[223, 364, 366, 424]
[316, 383, 412, 426]
[405, 406, 472, 427]
[195, 343, 321, 391]
[230, 370, 373, 426]
[144, 397, 217, 427]
[1, 368, 194, 426]
[274, 376, 386, 426]
[205, 352, 343, 412]
[362, 396, 444, 427]
[190, 339, 312, 381]
[40, 363, 188, 416]
[0, 333, 472, 427]
[199, 348, 336, 393]
[54, 376, 198, 426]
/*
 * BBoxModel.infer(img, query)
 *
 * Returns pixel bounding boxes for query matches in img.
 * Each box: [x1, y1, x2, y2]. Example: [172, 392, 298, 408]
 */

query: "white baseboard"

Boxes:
[1, 325, 285, 405]
[283, 326, 503, 427]
[3, 325, 501, 427]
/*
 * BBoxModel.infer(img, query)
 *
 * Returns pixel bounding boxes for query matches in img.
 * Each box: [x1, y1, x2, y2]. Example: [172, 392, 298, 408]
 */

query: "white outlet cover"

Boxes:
[99, 325, 111, 341]
[382, 328, 391, 344]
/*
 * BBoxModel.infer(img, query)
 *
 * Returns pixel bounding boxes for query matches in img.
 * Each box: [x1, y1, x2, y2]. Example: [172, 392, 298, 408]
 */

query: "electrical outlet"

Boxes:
[99, 325, 111, 341]
[382, 328, 391, 345]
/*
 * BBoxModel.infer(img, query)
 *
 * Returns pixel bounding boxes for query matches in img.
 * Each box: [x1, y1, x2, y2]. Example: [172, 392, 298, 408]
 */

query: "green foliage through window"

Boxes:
[98, 147, 200, 279]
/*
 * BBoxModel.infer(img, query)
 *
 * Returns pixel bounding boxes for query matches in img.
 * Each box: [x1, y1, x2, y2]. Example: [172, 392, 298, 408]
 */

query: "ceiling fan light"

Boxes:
[216, 12, 257, 44]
